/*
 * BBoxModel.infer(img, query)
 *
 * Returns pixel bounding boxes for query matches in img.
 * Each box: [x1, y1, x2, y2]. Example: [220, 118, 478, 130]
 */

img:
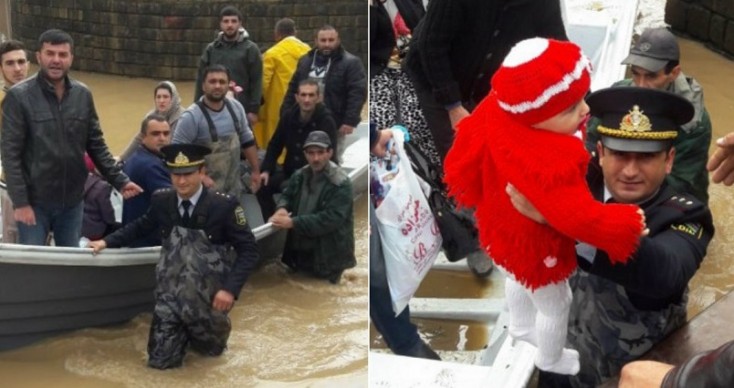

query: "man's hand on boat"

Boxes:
[269, 208, 294, 229]
[120, 181, 144, 199]
[212, 290, 235, 312]
[87, 239, 107, 254]
[13, 206, 36, 225]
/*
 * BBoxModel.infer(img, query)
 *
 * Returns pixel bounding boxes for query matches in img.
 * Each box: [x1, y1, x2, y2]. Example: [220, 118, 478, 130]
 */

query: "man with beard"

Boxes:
[257, 79, 337, 219]
[174, 65, 261, 200]
[269, 131, 355, 284]
[0, 39, 30, 244]
[1, 29, 142, 247]
[194, 5, 262, 126]
[122, 114, 173, 247]
[280, 25, 366, 162]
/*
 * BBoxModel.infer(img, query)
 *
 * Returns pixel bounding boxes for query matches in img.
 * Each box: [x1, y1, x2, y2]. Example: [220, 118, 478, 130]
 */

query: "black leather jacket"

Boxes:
[1, 72, 129, 208]
[662, 341, 734, 387]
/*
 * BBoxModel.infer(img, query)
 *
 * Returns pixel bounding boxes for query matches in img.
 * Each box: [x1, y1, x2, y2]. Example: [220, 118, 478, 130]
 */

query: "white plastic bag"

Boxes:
[372, 130, 442, 315]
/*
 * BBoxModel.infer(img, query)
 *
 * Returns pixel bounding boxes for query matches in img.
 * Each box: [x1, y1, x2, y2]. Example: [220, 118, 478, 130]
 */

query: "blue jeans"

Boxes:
[369, 201, 422, 355]
[17, 201, 84, 247]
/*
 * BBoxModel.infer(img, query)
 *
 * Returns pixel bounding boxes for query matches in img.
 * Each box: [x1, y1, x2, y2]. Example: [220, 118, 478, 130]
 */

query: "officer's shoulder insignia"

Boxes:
[152, 187, 172, 197]
[670, 222, 703, 238]
[234, 205, 247, 225]
[665, 195, 700, 210]
[214, 191, 231, 199]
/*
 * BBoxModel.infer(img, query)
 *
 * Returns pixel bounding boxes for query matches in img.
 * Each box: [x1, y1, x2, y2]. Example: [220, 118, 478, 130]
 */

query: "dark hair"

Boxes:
[275, 18, 296, 37]
[316, 24, 337, 37]
[219, 5, 243, 21]
[38, 29, 74, 52]
[664, 60, 680, 75]
[153, 82, 173, 98]
[140, 113, 168, 135]
[202, 64, 230, 82]
[298, 79, 320, 95]
[0, 40, 27, 60]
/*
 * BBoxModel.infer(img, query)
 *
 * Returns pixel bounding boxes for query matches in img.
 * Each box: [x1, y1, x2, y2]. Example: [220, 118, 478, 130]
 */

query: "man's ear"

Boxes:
[596, 141, 604, 166]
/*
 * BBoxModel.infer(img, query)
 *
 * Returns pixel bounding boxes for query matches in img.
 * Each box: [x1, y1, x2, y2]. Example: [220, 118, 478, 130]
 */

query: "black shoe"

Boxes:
[328, 271, 343, 284]
[467, 250, 493, 278]
[403, 340, 441, 360]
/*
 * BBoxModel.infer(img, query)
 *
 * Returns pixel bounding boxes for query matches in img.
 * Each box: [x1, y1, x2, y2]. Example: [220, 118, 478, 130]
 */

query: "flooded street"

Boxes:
[0, 70, 369, 387]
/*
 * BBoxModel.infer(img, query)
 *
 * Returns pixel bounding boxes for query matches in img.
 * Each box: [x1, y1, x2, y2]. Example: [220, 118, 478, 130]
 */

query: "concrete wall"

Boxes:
[11, 0, 367, 80]
[666, 0, 734, 57]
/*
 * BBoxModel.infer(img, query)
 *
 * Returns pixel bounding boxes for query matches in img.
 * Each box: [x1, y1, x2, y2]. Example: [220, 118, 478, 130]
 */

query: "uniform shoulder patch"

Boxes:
[234, 205, 247, 225]
[670, 222, 703, 238]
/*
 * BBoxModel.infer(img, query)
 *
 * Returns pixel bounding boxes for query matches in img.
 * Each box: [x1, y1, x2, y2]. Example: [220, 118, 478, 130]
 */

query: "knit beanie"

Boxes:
[491, 38, 591, 126]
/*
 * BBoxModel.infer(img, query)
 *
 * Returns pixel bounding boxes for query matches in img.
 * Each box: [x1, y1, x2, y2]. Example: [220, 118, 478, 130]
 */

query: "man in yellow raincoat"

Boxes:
[254, 18, 310, 152]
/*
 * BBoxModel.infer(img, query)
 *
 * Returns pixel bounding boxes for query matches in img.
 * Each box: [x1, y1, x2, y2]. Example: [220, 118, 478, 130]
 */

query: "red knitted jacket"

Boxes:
[444, 95, 643, 289]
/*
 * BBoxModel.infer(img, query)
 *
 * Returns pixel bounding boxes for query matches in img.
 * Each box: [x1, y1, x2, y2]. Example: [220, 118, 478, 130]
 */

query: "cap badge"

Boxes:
[640, 42, 652, 52]
[620, 105, 652, 132]
[174, 152, 190, 165]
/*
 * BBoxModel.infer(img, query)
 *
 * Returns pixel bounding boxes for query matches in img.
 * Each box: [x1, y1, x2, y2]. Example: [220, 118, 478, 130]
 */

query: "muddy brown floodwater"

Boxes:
[370, 36, 734, 354]
[0, 70, 369, 387]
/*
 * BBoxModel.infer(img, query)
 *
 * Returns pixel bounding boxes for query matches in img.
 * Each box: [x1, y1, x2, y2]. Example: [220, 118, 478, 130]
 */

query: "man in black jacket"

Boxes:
[405, 0, 567, 161]
[258, 79, 337, 219]
[281, 25, 366, 162]
[1, 29, 141, 247]
[89, 143, 259, 369]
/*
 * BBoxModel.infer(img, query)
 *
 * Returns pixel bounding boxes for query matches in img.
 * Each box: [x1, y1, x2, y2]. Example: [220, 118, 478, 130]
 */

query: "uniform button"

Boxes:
[476, 73, 484, 80]
[493, 29, 500, 37]
[296, 143, 301, 147]
[485, 53, 493, 60]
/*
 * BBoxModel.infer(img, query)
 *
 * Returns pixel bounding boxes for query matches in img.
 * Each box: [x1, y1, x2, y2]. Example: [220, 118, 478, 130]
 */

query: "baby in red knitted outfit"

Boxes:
[444, 38, 646, 375]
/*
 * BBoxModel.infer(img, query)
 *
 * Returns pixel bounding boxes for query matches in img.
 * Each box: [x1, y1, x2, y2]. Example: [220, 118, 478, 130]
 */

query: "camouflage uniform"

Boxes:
[103, 187, 259, 369]
[147, 226, 234, 368]
[540, 162, 714, 388]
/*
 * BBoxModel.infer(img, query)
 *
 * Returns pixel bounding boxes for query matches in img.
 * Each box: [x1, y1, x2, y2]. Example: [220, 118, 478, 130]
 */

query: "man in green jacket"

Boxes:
[269, 131, 355, 284]
[194, 5, 262, 126]
[586, 27, 712, 203]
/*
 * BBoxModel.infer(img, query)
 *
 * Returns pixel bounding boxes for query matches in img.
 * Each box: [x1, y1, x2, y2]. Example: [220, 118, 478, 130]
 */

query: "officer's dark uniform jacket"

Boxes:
[546, 159, 715, 387]
[581, 159, 714, 310]
[104, 187, 259, 297]
[1, 73, 129, 208]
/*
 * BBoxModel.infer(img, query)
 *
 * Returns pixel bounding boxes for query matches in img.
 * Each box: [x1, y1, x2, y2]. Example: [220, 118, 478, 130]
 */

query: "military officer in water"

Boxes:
[88, 143, 259, 369]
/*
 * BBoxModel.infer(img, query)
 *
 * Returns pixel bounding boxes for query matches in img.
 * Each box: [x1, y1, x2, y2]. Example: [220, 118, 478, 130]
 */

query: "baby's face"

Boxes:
[533, 99, 590, 135]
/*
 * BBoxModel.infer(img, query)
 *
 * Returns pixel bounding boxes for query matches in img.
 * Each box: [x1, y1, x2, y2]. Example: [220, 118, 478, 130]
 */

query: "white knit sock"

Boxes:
[504, 277, 537, 346]
[531, 281, 579, 375]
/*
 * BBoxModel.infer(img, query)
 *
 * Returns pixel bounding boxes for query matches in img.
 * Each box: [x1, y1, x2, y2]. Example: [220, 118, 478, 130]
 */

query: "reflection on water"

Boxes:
[0, 70, 368, 387]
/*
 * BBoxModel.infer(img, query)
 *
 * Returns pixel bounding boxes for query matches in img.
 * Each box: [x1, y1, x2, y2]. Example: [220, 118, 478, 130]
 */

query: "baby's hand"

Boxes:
[637, 208, 649, 237]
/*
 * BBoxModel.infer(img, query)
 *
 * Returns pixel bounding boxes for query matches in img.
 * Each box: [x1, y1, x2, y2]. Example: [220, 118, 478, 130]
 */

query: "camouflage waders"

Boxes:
[197, 100, 244, 199]
[560, 270, 688, 387]
[147, 226, 235, 369]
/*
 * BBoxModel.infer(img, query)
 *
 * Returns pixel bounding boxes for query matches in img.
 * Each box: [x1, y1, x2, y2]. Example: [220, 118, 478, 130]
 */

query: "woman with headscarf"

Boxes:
[119, 81, 184, 161]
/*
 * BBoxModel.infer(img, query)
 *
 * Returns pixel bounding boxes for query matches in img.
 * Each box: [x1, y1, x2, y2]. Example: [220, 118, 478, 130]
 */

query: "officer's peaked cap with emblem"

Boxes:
[622, 27, 680, 72]
[160, 143, 212, 173]
[588, 87, 694, 153]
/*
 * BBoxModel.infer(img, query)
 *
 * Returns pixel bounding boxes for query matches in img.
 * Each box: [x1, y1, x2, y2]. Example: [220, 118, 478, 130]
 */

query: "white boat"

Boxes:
[0, 122, 369, 351]
[370, 1, 639, 386]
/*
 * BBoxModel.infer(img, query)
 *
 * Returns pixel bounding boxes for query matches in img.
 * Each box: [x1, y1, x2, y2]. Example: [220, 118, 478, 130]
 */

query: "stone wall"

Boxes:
[666, 0, 734, 57]
[11, 0, 367, 80]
